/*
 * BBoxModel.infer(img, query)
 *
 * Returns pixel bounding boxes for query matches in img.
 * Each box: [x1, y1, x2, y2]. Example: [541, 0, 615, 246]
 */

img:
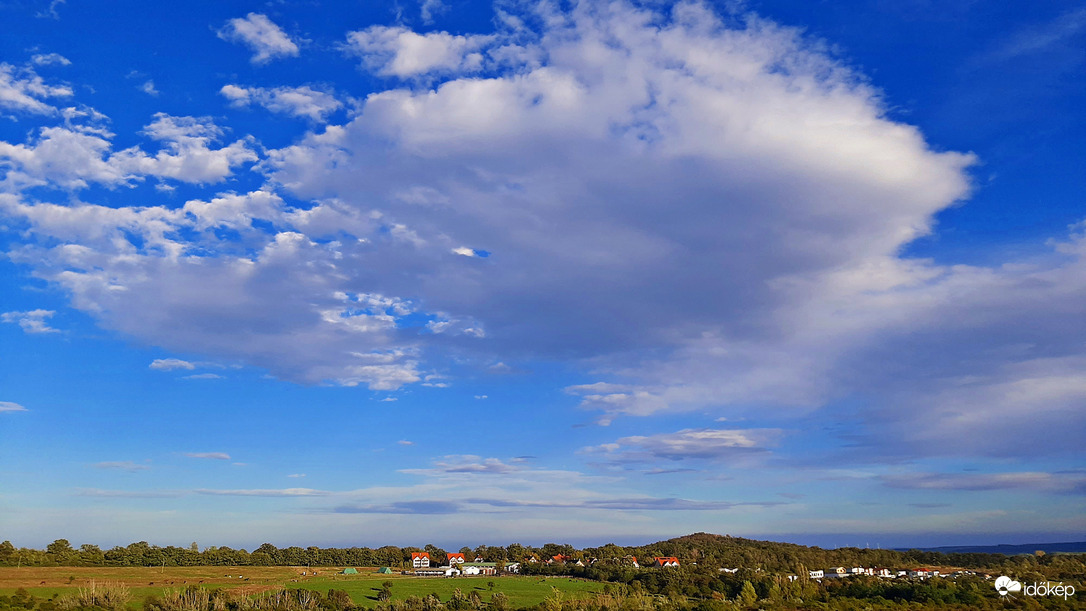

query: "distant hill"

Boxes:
[893, 542, 1086, 555]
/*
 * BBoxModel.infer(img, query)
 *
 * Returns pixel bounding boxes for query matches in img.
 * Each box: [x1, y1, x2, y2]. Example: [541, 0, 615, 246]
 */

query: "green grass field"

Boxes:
[292, 573, 603, 608]
[0, 567, 605, 609]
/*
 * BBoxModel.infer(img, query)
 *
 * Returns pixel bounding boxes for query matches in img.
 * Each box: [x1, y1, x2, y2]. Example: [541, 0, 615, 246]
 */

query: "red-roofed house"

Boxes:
[654, 557, 680, 568]
[447, 553, 465, 565]
[411, 552, 430, 568]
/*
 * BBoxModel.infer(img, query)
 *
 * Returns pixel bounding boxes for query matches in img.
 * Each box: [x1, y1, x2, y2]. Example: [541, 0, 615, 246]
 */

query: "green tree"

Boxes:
[736, 581, 757, 608]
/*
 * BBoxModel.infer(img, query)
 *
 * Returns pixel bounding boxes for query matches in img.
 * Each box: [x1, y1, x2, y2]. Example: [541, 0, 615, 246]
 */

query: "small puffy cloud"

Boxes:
[0, 62, 72, 115]
[451, 246, 488, 257]
[149, 358, 196, 371]
[221, 84, 342, 122]
[1, 309, 59, 334]
[0, 401, 29, 413]
[345, 26, 490, 77]
[94, 461, 150, 472]
[184, 452, 231, 460]
[123, 113, 258, 183]
[140, 80, 159, 96]
[218, 13, 300, 65]
[0, 114, 254, 191]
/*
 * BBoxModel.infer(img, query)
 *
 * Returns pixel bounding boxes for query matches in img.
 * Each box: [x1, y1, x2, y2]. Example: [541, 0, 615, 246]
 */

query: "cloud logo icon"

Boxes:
[994, 576, 1022, 596]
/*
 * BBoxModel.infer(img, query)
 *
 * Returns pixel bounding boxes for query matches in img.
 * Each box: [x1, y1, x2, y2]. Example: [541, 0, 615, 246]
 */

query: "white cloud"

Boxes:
[0, 62, 71, 115]
[286, 473, 306, 478]
[585, 428, 781, 464]
[0, 401, 29, 413]
[183, 373, 223, 380]
[31, 53, 71, 66]
[882, 471, 1086, 494]
[218, 13, 300, 65]
[397, 440, 414, 445]
[345, 26, 490, 77]
[0, 114, 255, 191]
[184, 452, 231, 460]
[149, 358, 196, 371]
[4, 0, 1085, 468]
[1, 309, 59, 333]
[94, 461, 150, 472]
[221, 84, 343, 122]
[419, 0, 448, 23]
[140, 80, 159, 96]
[195, 488, 328, 497]
[120, 113, 258, 184]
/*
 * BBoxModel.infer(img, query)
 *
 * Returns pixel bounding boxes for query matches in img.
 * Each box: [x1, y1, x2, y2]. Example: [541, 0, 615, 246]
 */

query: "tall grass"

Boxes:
[57, 581, 131, 610]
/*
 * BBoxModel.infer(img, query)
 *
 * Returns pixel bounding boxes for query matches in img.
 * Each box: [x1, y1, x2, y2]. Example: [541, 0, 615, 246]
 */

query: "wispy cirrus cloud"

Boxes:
[882, 471, 1086, 495]
[0, 401, 29, 413]
[195, 488, 329, 497]
[93, 461, 150, 472]
[75, 488, 182, 499]
[184, 452, 231, 460]
[585, 428, 782, 466]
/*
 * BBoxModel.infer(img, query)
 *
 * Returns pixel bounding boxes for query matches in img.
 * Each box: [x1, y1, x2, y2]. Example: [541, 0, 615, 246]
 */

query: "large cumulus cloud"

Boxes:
[4, 0, 1084, 463]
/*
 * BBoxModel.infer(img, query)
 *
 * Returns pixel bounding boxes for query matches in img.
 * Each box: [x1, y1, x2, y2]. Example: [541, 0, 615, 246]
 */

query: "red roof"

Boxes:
[448, 553, 465, 560]
[411, 552, 429, 559]
[655, 557, 679, 564]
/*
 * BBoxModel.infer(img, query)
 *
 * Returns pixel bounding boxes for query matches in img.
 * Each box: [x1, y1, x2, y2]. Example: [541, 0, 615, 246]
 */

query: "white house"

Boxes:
[823, 567, 846, 578]
[447, 553, 466, 565]
[411, 552, 430, 568]
[414, 567, 459, 577]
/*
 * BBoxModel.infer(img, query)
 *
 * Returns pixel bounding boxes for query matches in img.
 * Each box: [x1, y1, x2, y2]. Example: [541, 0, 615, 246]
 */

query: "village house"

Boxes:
[411, 566, 458, 577]
[654, 557, 680, 568]
[447, 553, 465, 565]
[411, 552, 430, 568]
[809, 570, 824, 579]
[459, 562, 520, 575]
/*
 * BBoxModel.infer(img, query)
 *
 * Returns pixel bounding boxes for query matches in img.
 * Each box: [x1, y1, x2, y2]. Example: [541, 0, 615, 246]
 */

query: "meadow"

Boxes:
[0, 566, 605, 609]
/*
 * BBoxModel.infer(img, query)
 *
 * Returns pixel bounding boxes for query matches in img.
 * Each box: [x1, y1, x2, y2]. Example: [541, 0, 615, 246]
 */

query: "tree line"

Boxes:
[2, 533, 1083, 582]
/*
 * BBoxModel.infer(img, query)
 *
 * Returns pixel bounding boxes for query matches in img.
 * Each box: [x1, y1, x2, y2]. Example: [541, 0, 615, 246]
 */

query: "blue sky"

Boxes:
[0, 0, 1083, 551]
